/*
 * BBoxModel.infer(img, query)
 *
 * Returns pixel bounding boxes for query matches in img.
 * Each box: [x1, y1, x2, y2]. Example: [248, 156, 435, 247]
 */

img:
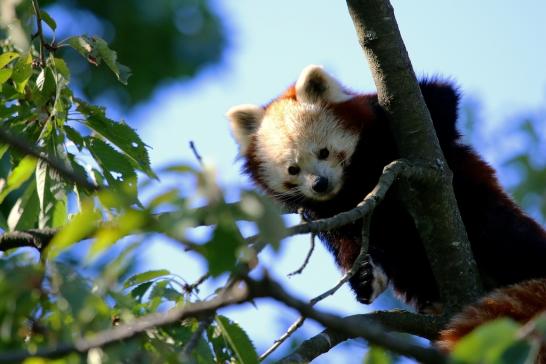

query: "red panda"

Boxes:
[226, 65, 546, 313]
[438, 278, 546, 363]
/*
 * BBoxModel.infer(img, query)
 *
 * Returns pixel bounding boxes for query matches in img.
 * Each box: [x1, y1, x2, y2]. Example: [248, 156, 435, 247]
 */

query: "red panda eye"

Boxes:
[288, 166, 300, 175]
[318, 148, 329, 160]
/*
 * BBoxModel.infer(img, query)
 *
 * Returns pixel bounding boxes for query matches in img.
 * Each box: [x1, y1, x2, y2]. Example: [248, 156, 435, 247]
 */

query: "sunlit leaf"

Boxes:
[0, 52, 19, 68]
[124, 269, 171, 289]
[76, 99, 155, 178]
[215, 315, 258, 364]
[36, 158, 68, 229]
[7, 178, 39, 231]
[11, 53, 32, 93]
[46, 203, 100, 260]
[0, 155, 37, 204]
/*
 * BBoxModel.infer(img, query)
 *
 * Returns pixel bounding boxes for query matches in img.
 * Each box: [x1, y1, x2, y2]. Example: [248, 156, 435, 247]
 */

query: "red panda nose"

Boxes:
[312, 176, 329, 193]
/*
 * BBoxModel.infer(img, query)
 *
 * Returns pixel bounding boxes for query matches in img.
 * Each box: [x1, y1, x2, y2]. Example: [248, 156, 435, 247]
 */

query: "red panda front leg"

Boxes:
[348, 254, 389, 304]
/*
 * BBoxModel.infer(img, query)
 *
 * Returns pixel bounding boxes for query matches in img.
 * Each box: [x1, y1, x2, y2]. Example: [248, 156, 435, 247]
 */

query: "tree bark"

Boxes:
[345, 0, 483, 311]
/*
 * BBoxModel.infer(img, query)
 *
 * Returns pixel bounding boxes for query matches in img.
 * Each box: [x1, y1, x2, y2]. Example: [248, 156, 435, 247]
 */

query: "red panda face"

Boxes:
[228, 65, 361, 202]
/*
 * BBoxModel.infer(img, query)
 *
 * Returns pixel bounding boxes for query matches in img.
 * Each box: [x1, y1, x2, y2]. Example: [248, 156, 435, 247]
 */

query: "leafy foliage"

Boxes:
[0, 4, 277, 363]
[40, 0, 227, 107]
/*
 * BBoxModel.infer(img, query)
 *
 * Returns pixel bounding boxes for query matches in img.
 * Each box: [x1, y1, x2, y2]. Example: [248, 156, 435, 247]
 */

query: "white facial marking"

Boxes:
[254, 99, 358, 200]
[368, 258, 389, 302]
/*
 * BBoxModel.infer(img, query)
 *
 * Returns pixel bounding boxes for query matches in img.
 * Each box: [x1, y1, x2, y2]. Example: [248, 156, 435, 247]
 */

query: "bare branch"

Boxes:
[248, 276, 447, 364]
[0, 128, 99, 192]
[260, 214, 373, 360]
[278, 311, 444, 363]
[188, 140, 204, 166]
[0, 228, 56, 251]
[31, 0, 46, 67]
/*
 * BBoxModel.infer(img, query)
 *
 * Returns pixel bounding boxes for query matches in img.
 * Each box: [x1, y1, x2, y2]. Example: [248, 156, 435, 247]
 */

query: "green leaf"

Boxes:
[40, 10, 57, 31]
[0, 52, 19, 68]
[65, 35, 131, 84]
[452, 318, 522, 363]
[200, 220, 244, 277]
[92, 36, 132, 84]
[130, 281, 154, 302]
[364, 346, 393, 364]
[215, 316, 258, 364]
[11, 53, 33, 93]
[7, 179, 39, 231]
[240, 191, 285, 251]
[36, 159, 68, 229]
[88, 209, 146, 260]
[0, 68, 12, 84]
[124, 269, 171, 289]
[0, 155, 37, 204]
[32, 67, 56, 106]
[46, 203, 100, 260]
[52, 58, 70, 80]
[76, 99, 155, 178]
[64, 126, 85, 150]
[85, 136, 138, 192]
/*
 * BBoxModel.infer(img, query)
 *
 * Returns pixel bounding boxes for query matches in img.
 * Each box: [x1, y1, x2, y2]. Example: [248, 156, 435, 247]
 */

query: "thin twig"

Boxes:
[248, 276, 448, 364]
[189, 140, 203, 166]
[259, 207, 374, 360]
[183, 273, 211, 295]
[0, 128, 99, 192]
[288, 211, 316, 277]
[31, 0, 46, 67]
[278, 311, 445, 363]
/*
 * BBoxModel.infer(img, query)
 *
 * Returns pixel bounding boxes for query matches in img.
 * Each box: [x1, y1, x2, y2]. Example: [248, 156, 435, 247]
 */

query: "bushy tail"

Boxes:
[437, 279, 546, 362]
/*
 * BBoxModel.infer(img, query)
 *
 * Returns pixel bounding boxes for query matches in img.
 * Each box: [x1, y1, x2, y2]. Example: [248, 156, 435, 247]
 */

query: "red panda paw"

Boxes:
[349, 255, 389, 304]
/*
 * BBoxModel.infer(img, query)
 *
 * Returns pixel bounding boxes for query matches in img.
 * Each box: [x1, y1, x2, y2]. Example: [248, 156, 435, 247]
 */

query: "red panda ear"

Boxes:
[226, 104, 265, 154]
[295, 65, 352, 104]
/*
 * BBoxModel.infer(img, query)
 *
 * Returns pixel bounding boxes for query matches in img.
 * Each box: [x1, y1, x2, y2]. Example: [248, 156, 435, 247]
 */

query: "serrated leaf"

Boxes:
[0, 52, 19, 69]
[40, 10, 57, 31]
[0, 155, 37, 204]
[46, 203, 100, 260]
[85, 136, 138, 196]
[215, 316, 258, 364]
[7, 178, 39, 231]
[92, 36, 131, 84]
[124, 269, 171, 289]
[65, 35, 131, 84]
[76, 99, 155, 178]
[36, 159, 68, 229]
[64, 126, 85, 150]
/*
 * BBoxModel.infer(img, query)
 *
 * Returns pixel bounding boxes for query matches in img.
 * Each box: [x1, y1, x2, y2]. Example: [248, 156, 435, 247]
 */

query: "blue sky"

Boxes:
[131, 1, 546, 362]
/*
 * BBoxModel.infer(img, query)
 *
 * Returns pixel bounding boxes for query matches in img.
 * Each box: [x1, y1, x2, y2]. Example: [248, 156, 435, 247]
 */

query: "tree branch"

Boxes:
[278, 311, 444, 363]
[0, 284, 249, 363]
[0, 128, 99, 192]
[0, 228, 56, 251]
[247, 276, 447, 364]
[31, 0, 46, 67]
[345, 0, 483, 312]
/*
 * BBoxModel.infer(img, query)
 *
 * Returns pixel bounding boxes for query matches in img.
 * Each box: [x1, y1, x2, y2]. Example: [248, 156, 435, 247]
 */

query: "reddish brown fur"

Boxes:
[237, 76, 546, 314]
[438, 279, 546, 363]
